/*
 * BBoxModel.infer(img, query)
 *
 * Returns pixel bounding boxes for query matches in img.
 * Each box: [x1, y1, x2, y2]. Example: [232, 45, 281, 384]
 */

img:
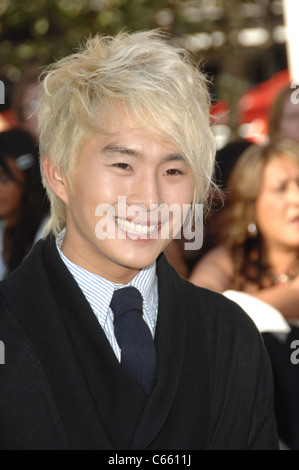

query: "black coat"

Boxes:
[0, 236, 278, 449]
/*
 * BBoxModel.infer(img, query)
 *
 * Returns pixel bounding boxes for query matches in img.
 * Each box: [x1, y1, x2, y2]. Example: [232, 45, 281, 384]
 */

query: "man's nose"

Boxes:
[128, 172, 162, 210]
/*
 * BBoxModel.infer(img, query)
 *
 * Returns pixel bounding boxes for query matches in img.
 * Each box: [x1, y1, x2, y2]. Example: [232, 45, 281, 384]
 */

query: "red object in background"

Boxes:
[210, 70, 291, 145]
[210, 100, 230, 125]
[0, 109, 17, 131]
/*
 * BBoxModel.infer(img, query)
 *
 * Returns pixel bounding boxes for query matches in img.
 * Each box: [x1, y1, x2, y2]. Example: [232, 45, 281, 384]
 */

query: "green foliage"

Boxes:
[0, 0, 286, 133]
[0, 0, 190, 75]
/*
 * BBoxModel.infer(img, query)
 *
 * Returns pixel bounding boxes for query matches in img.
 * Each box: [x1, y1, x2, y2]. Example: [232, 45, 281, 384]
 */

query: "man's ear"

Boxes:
[41, 156, 69, 205]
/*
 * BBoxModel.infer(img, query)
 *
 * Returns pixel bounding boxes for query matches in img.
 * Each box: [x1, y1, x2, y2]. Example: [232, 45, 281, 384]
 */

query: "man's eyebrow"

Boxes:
[102, 143, 186, 163]
[102, 144, 141, 158]
[162, 153, 186, 163]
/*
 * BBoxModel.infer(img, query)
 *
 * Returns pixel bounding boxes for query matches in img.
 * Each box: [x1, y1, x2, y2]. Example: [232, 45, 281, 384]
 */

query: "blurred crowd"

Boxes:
[160, 79, 299, 450]
[0, 69, 49, 280]
[1, 64, 299, 449]
[188, 83, 299, 450]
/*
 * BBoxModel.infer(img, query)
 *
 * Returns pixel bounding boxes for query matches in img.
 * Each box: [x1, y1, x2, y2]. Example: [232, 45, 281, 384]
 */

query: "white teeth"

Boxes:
[116, 218, 156, 235]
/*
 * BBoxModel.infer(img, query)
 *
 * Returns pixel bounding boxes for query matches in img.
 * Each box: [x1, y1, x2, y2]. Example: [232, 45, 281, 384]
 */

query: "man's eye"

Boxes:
[113, 163, 131, 170]
[165, 168, 183, 176]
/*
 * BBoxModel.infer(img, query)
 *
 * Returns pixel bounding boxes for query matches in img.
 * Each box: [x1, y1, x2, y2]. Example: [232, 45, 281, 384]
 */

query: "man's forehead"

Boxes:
[95, 103, 175, 141]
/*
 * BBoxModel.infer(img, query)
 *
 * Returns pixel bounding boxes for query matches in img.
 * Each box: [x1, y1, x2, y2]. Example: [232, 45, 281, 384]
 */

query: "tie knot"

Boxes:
[110, 286, 143, 320]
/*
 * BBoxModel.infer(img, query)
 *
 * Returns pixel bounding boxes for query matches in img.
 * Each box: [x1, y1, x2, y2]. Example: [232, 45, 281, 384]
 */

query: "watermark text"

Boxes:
[0, 340, 4, 364]
[94, 197, 204, 250]
[0, 80, 4, 104]
[290, 339, 299, 365]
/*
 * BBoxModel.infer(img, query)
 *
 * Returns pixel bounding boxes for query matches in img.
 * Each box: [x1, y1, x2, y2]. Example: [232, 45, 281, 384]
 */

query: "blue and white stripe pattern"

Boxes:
[56, 230, 158, 362]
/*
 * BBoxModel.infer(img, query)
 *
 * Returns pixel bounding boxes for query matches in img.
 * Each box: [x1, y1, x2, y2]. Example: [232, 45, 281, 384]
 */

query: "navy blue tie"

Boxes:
[111, 286, 156, 395]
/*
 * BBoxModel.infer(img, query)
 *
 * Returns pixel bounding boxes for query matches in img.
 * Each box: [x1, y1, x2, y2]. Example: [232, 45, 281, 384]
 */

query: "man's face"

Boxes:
[53, 110, 195, 283]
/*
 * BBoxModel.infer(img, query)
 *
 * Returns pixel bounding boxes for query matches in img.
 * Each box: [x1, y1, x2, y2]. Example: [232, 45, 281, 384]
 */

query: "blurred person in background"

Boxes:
[268, 85, 299, 144]
[189, 138, 299, 319]
[189, 138, 299, 449]
[192, 83, 299, 277]
[0, 127, 49, 279]
[12, 68, 42, 140]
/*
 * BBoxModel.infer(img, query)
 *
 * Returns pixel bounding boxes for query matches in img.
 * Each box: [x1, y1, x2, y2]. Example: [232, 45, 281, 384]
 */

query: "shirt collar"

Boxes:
[115, 263, 157, 308]
[55, 229, 157, 324]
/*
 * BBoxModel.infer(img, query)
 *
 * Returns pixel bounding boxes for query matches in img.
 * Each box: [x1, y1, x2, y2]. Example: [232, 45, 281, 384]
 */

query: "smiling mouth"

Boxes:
[116, 217, 158, 236]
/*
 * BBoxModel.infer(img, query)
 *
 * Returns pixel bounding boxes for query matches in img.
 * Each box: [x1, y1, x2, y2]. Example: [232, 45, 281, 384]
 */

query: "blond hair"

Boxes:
[38, 30, 217, 235]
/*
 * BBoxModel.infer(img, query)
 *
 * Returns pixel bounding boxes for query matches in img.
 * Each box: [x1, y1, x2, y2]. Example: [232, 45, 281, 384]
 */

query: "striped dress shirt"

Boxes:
[56, 230, 158, 362]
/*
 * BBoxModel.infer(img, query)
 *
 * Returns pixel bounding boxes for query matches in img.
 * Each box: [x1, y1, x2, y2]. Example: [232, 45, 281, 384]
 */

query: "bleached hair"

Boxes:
[37, 29, 217, 235]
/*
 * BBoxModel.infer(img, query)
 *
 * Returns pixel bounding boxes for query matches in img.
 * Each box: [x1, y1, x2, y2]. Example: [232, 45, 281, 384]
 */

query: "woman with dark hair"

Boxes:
[0, 127, 49, 278]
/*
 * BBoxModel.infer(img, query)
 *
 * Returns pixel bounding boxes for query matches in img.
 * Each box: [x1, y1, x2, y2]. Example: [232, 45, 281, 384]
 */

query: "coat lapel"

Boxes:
[129, 254, 187, 449]
[42, 236, 149, 450]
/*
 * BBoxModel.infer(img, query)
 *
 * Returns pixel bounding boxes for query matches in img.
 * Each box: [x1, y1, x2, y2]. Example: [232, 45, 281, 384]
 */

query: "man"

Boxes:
[0, 30, 278, 449]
